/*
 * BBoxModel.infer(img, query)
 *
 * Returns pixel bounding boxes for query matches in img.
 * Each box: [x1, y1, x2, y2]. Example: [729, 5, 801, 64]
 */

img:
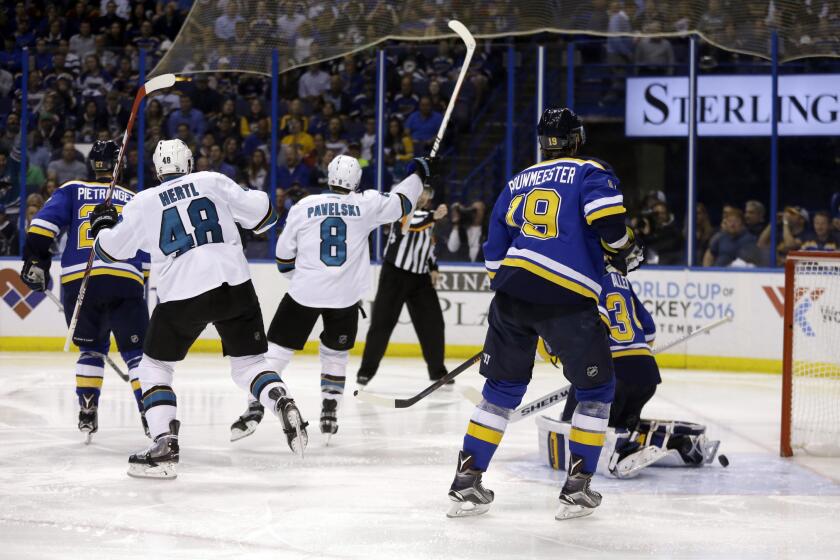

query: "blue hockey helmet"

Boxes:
[537, 108, 585, 154]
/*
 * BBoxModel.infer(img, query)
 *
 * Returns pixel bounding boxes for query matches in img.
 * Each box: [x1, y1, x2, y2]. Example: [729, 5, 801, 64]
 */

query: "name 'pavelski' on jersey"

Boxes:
[306, 202, 361, 218]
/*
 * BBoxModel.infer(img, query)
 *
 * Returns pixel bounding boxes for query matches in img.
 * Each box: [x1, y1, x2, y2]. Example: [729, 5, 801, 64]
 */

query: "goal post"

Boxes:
[781, 251, 840, 457]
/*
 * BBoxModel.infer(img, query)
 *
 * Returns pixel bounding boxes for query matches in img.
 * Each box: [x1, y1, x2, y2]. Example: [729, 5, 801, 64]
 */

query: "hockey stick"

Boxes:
[401, 20, 476, 234]
[44, 290, 130, 382]
[63, 74, 184, 352]
[354, 351, 482, 408]
[508, 314, 735, 423]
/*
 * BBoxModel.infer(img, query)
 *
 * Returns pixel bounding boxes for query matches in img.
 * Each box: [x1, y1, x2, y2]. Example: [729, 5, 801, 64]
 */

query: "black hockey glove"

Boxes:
[90, 203, 118, 239]
[602, 227, 644, 276]
[20, 257, 50, 292]
[409, 156, 441, 186]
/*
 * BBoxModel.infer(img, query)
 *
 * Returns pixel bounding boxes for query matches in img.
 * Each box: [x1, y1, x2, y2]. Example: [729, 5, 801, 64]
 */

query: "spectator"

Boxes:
[167, 94, 207, 138]
[427, 79, 448, 114]
[638, 201, 685, 265]
[240, 98, 266, 137]
[384, 117, 414, 177]
[208, 144, 237, 181]
[69, 20, 96, 60]
[832, 193, 840, 235]
[145, 98, 166, 131]
[196, 131, 216, 160]
[801, 211, 839, 251]
[154, 1, 185, 41]
[323, 75, 351, 115]
[242, 117, 270, 158]
[97, 1, 126, 34]
[760, 206, 809, 263]
[276, 1, 306, 41]
[324, 117, 349, 155]
[0, 113, 21, 155]
[189, 75, 222, 117]
[246, 148, 269, 190]
[174, 122, 197, 153]
[445, 201, 487, 262]
[634, 21, 675, 74]
[703, 210, 760, 267]
[360, 117, 376, 161]
[223, 137, 246, 171]
[133, 21, 161, 55]
[282, 116, 315, 155]
[103, 90, 129, 137]
[47, 142, 88, 184]
[0, 203, 18, 255]
[391, 76, 420, 118]
[307, 101, 335, 137]
[693, 202, 715, 265]
[214, 3, 243, 41]
[78, 54, 110, 98]
[298, 65, 331, 100]
[293, 22, 315, 62]
[405, 97, 443, 154]
[744, 200, 767, 237]
[277, 145, 311, 190]
[0, 153, 17, 208]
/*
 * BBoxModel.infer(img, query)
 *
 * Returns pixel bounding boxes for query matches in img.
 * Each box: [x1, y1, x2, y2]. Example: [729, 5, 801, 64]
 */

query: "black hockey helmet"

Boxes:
[537, 108, 585, 153]
[89, 139, 119, 173]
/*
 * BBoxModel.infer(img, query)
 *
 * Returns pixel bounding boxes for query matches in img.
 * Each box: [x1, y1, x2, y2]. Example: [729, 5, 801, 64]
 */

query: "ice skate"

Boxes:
[447, 451, 494, 518]
[127, 420, 180, 479]
[269, 387, 308, 457]
[609, 440, 667, 479]
[356, 373, 373, 387]
[78, 396, 98, 445]
[556, 456, 602, 520]
[320, 399, 338, 444]
[230, 401, 265, 442]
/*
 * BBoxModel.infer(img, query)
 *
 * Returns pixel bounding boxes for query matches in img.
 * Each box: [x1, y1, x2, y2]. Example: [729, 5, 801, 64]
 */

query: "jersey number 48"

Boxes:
[159, 198, 224, 257]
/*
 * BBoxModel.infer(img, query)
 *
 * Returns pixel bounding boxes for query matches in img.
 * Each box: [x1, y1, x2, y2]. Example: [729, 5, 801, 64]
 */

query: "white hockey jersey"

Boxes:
[276, 174, 423, 308]
[94, 171, 277, 303]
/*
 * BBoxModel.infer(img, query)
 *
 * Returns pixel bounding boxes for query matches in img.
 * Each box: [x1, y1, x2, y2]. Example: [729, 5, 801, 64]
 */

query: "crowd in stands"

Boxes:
[0, 0, 837, 267]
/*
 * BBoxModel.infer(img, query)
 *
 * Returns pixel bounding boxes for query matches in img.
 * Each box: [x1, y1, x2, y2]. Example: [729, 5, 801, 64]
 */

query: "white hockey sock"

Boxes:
[320, 345, 348, 405]
[230, 354, 289, 410]
[137, 355, 177, 439]
[242, 343, 295, 405]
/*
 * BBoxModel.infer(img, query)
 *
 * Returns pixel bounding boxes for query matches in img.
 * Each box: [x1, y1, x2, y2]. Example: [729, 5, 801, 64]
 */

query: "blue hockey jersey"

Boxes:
[484, 157, 627, 304]
[599, 272, 656, 358]
[27, 180, 150, 285]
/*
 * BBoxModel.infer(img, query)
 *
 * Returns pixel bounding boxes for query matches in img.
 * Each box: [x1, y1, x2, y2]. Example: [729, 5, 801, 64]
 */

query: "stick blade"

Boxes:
[448, 20, 476, 49]
[354, 389, 397, 408]
[144, 74, 180, 94]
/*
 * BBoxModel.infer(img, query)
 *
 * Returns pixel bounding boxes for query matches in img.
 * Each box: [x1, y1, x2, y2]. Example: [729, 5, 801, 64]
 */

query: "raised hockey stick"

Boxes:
[63, 74, 184, 352]
[354, 351, 482, 408]
[44, 290, 130, 381]
[401, 20, 476, 234]
[507, 314, 735, 423]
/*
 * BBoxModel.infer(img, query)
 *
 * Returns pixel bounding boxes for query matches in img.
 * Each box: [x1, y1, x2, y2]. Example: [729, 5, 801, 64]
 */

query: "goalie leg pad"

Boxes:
[637, 420, 721, 467]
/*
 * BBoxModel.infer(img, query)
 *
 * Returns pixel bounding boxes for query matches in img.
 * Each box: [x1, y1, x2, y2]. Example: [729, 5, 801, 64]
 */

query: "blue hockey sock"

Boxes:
[75, 350, 105, 407]
[121, 349, 144, 412]
[462, 379, 527, 471]
[569, 381, 615, 474]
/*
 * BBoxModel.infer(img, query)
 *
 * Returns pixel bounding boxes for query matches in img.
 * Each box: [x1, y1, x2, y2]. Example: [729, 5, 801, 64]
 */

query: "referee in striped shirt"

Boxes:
[357, 188, 449, 386]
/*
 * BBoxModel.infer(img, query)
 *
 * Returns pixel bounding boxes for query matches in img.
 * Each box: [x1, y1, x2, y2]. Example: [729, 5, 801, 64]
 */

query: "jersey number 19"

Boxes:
[159, 198, 224, 257]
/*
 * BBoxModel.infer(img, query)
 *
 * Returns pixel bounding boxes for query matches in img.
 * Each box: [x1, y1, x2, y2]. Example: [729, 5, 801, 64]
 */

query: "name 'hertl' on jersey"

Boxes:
[94, 171, 277, 303]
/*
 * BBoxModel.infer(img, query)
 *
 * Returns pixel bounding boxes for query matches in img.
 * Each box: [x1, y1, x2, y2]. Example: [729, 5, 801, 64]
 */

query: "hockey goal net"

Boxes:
[781, 251, 840, 457]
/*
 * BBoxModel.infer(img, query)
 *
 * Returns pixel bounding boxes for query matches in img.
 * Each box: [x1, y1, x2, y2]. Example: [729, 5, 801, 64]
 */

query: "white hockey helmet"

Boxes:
[327, 154, 362, 192]
[153, 139, 193, 180]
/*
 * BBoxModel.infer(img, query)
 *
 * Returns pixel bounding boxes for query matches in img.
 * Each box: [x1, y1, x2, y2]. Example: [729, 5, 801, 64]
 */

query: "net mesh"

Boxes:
[152, 1, 838, 77]
[790, 254, 840, 456]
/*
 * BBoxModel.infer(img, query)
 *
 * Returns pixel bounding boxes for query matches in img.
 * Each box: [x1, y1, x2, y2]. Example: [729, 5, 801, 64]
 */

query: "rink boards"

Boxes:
[0, 260, 799, 372]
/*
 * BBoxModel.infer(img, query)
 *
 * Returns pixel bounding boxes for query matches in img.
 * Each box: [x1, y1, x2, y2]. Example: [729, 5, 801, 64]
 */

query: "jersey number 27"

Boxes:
[159, 198, 224, 257]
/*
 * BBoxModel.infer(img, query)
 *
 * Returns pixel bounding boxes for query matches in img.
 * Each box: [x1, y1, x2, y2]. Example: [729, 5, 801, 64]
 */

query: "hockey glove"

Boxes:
[408, 156, 441, 185]
[90, 203, 118, 239]
[21, 257, 50, 292]
[602, 227, 644, 276]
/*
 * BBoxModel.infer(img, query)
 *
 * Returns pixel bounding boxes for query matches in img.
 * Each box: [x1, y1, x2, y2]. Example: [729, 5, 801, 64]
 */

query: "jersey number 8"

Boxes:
[320, 217, 347, 266]
[506, 188, 561, 240]
[159, 198, 224, 257]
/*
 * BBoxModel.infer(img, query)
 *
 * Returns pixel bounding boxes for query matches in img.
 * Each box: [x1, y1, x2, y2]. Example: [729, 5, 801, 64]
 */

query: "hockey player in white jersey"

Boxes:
[229, 154, 436, 442]
[90, 139, 307, 479]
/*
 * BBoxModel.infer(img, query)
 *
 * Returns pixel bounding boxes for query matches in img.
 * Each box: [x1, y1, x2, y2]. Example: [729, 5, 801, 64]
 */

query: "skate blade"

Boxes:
[285, 409, 308, 459]
[84, 432, 93, 445]
[613, 447, 668, 479]
[555, 503, 596, 521]
[446, 499, 490, 518]
[127, 462, 177, 479]
[324, 433, 333, 447]
[230, 420, 259, 442]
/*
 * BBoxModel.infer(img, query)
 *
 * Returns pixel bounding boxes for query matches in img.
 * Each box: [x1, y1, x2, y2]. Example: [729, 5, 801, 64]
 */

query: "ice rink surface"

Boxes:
[1, 352, 839, 560]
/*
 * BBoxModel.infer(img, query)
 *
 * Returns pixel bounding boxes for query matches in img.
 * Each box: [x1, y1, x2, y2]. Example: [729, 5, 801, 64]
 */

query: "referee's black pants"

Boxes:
[358, 262, 447, 381]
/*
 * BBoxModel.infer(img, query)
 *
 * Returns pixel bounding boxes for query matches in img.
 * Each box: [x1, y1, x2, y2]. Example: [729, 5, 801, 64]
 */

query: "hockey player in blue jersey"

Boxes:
[447, 108, 643, 520]
[20, 140, 150, 443]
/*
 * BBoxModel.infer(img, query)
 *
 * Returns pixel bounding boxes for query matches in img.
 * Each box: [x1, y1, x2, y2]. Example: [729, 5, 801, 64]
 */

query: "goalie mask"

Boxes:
[153, 139, 193, 181]
[327, 155, 362, 193]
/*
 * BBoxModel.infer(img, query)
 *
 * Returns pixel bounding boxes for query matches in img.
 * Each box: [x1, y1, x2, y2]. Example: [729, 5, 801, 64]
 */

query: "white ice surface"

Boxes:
[1, 352, 839, 560]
